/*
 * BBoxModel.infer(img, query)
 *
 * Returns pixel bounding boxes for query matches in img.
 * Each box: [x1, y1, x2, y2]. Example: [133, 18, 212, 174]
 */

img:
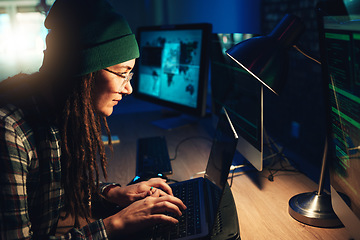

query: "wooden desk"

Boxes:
[230, 171, 350, 240]
[102, 107, 351, 240]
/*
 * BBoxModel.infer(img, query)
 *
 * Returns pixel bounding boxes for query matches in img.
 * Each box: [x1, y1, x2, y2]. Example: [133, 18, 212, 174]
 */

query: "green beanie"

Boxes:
[40, 0, 139, 76]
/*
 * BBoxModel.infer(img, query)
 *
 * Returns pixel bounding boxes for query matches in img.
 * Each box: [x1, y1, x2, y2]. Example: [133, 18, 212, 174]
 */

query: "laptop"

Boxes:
[139, 107, 239, 240]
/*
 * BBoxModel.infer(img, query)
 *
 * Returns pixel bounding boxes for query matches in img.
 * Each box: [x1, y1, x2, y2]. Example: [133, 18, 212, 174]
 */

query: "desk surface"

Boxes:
[102, 102, 351, 240]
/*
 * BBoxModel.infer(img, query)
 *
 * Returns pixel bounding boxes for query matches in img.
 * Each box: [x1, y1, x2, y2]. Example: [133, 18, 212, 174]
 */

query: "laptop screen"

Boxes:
[204, 107, 238, 190]
[204, 108, 238, 229]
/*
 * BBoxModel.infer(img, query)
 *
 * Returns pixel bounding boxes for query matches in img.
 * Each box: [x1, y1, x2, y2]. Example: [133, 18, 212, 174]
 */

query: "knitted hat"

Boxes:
[40, 0, 139, 76]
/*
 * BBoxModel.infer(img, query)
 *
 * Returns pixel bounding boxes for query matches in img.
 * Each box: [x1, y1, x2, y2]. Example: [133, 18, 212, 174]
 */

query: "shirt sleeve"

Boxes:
[0, 111, 109, 240]
[50, 219, 108, 240]
[0, 112, 33, 239]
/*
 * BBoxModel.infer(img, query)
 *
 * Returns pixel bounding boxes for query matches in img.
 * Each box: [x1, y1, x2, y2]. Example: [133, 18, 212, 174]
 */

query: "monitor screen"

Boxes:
[134, 23, 212, 119]
[211, 33, 264, 171]
[317, 0, 360, 237]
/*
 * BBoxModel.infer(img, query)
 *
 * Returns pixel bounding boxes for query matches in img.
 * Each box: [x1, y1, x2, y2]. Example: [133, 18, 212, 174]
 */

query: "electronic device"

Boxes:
[133, 23, 212, 129]
[135, 136, 173, 175]
[136, 107, 239, 240]
[317, 0, 360, 238]
[210, 33, 264, 171]
[128, 171, 168, 185]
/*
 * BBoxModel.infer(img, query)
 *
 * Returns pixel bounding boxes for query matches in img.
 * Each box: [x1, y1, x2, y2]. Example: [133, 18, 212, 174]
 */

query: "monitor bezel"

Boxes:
[133, 23, 212, 117]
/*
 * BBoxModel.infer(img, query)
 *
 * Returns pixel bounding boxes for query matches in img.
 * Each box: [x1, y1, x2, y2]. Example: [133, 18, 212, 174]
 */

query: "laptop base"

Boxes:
[210, 182, 240, 240]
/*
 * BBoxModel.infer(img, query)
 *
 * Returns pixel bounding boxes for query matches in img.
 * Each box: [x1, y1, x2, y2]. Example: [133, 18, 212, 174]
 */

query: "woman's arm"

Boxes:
[0, 111, 34, 239]
[0, 109, 110, 239]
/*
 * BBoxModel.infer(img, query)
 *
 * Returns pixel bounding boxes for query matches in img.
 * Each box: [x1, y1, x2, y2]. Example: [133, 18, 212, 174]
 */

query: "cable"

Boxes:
[262, 130, 305, 181]
[191, 164, 247, 182]
[170, 136, 212, 161]
[229, 169, 236, 187]
[264, 147, 303, 182]
[228, 164, 248, 187]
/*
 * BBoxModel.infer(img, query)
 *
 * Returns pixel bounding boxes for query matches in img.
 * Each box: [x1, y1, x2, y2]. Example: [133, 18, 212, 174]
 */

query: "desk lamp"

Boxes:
[226, 14, 342, 227]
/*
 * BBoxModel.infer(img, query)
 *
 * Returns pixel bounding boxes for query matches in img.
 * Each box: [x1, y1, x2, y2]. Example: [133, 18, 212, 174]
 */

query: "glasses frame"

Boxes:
[104, 68, 134, 92]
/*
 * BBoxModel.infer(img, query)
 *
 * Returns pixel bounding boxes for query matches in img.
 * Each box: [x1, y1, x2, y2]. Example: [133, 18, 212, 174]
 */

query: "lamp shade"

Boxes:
[226, 14, 305, 95]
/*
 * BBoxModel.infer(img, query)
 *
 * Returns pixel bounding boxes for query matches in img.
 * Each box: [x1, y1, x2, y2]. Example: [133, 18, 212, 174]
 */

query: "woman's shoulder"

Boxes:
[0, 73, 46, 124]
[0, 104, 35, 142]
[0, 103, 26, 124]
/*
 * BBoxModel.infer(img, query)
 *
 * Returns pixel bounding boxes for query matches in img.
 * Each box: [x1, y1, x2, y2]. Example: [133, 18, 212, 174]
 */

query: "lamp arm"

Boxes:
[293, 45, 322, 65]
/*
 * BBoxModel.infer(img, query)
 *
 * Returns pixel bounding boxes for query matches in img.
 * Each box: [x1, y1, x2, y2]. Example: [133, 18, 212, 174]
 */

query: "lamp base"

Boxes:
[288, 191, 343, 228]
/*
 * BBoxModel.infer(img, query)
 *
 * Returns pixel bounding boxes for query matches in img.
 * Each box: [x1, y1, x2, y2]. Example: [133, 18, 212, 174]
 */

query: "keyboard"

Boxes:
[136, 136, 173, 175]
[152, 180, 202, 239]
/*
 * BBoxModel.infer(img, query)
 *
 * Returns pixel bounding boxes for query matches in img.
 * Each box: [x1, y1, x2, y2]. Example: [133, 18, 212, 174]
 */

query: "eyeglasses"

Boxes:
[104, 68, 134, 91]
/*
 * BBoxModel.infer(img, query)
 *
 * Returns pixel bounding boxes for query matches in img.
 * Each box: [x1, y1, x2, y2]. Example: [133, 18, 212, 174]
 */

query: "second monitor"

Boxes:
[133, 23, 212, 128]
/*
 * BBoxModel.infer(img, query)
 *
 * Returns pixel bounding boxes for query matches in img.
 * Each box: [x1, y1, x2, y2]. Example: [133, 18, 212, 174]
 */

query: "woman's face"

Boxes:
[92, 59, 136, 116]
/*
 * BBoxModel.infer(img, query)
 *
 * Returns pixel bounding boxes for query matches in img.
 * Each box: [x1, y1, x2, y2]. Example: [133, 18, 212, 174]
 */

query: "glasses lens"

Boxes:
[127, 72, 133, 82]
[120, 72, 133, 90]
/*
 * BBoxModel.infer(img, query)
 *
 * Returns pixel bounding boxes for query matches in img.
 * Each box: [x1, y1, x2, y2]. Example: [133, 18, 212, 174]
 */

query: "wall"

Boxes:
[109, 0, 261, 34]
[162, 0, 261, 33]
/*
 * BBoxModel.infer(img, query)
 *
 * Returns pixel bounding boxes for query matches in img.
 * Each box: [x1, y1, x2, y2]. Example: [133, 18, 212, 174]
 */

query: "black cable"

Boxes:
[263, 135, 304, 181]
[229, 169, 236, 187]
[266, 162, 302, 182]
[170, 136, 212, 161]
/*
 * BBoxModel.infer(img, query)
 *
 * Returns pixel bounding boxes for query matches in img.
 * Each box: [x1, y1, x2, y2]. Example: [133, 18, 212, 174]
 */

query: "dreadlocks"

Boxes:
[0, 71, 113, 227]
[60, 72, 112, 226]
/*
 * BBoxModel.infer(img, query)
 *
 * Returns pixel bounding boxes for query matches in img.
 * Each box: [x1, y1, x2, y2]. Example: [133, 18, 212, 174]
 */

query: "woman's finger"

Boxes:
[148, 213, 179, 225]
[147, 178, 173, 195]
[151, 200, 183, 217]
[150, 195, 187, 211]
[149, 188, 169, 197]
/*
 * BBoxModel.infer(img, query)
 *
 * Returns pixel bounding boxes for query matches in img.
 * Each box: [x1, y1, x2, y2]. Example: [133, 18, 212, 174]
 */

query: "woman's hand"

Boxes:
[103, 194, 187, 238]
[104, 178, 173, 208]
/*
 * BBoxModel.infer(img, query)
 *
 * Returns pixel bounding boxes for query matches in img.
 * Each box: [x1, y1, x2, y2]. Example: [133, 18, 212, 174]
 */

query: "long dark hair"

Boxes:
[0, 72, 112, 227]
[59, 72, 111, 226]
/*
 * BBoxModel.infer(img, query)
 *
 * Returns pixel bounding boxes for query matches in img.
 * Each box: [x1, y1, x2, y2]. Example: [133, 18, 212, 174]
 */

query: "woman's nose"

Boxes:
[121, 81, 133, 95]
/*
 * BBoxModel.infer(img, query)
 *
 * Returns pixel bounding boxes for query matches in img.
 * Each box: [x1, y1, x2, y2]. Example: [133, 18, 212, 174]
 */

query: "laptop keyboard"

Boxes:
[152, 180, 202, 239]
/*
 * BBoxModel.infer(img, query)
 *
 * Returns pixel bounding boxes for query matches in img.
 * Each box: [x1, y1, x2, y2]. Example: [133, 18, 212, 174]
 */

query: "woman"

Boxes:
[0, 0, 185, 239]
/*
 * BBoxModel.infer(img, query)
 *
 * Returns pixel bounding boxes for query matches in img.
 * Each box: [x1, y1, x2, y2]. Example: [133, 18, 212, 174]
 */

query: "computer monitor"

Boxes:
[317, 0, 360, 238]
[210, 33, 264, 171]
[133, 23, 212, 129]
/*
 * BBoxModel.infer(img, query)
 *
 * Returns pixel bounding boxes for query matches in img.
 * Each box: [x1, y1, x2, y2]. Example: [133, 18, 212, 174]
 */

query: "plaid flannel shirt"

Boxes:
[0, 103, 109, 239]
